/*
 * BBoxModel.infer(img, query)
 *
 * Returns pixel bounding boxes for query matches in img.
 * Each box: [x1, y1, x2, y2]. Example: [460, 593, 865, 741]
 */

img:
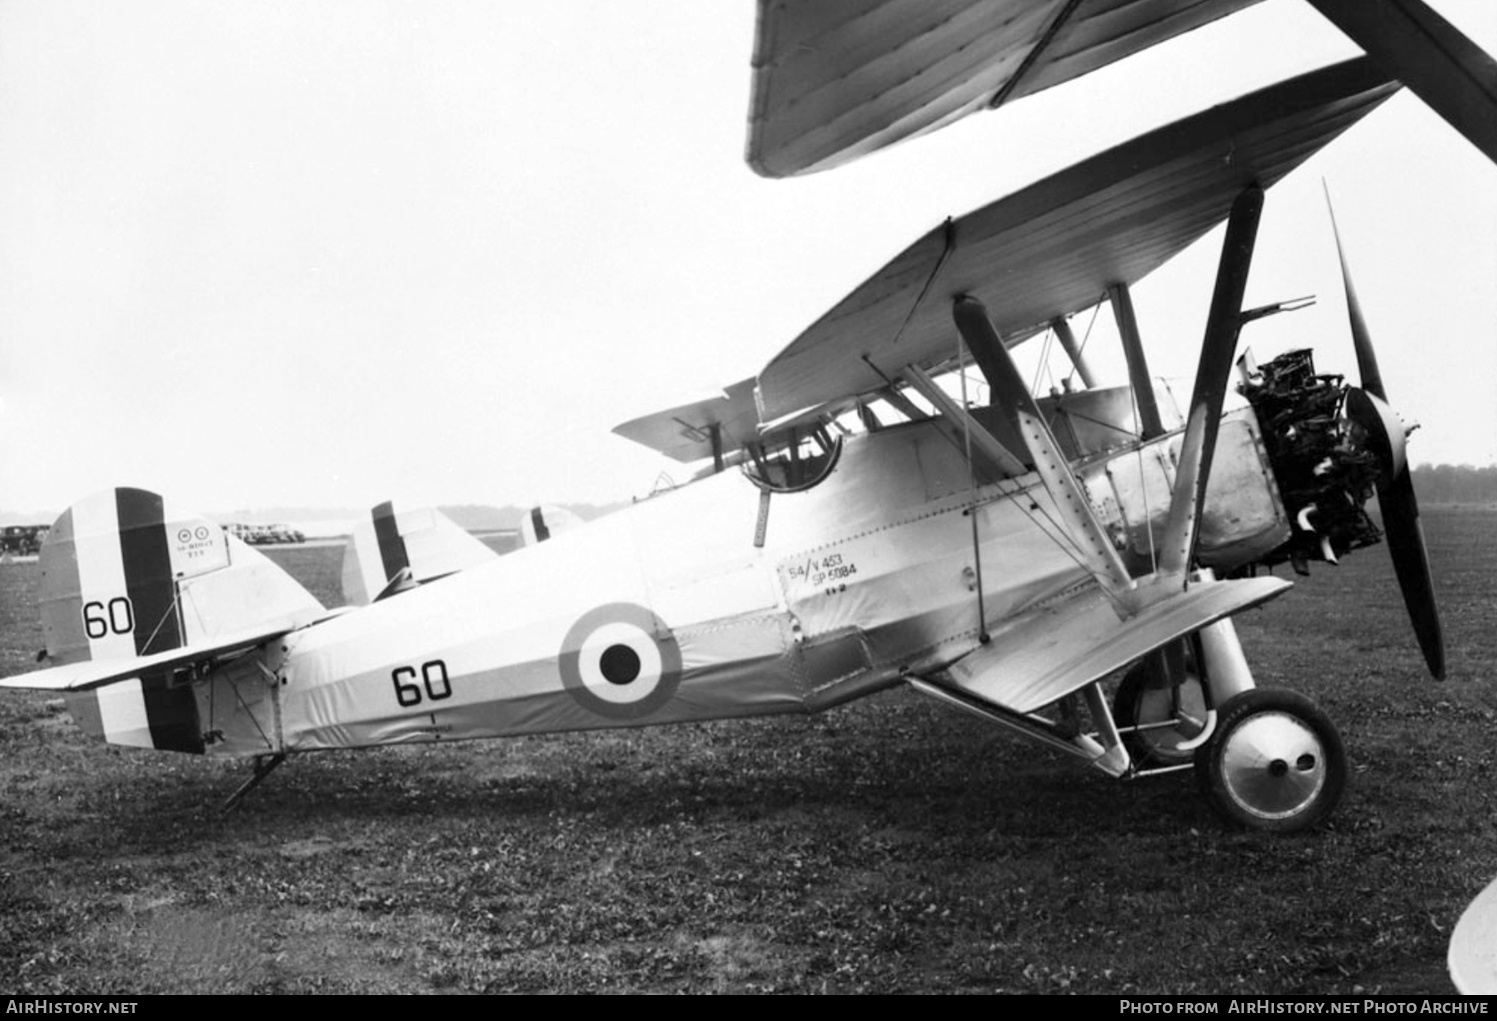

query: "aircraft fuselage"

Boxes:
[165, 390, 1292, 759]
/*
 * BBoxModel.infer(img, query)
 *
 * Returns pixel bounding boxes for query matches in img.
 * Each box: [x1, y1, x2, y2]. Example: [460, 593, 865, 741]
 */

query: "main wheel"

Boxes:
[1194, 689, 1346, 833]
[1114, 642, 1209, 767]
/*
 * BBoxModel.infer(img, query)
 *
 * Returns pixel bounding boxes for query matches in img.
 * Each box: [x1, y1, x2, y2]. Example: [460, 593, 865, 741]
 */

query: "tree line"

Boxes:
[1412, 464, 1497, 504]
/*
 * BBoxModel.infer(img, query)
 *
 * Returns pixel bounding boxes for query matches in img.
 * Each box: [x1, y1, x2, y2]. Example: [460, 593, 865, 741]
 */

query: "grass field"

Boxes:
[2, 507, 1494, 994]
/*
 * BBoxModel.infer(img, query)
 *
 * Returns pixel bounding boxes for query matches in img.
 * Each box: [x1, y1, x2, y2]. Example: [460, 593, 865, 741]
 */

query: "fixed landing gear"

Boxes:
[1113, 642, 1209, 768]
[1194, 688, 1346, 833]
[1115, 626, 1347, 833]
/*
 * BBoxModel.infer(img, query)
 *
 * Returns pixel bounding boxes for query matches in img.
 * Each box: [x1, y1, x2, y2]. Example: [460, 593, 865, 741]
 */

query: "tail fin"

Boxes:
[520, 504, 583, 546]
[38, 487, 325, 752]
[341, 501, 497, 605]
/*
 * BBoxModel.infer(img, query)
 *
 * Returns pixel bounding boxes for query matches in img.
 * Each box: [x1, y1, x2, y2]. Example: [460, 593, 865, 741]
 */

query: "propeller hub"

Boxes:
[1344, 387, 1408, 482]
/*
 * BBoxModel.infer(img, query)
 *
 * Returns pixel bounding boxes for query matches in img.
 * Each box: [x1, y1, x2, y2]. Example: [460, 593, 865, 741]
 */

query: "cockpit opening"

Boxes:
[742, 425, 844, 493]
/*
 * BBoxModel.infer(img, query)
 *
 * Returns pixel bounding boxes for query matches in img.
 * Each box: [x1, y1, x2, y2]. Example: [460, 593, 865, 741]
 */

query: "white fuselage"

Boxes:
[189, 403, 1288, 759]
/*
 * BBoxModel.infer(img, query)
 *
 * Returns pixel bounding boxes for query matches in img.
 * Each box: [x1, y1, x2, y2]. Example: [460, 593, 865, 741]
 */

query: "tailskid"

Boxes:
[223, 753, 287, 813]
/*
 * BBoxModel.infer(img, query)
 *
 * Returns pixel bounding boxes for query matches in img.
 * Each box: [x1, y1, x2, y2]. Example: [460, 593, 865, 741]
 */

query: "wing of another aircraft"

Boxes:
[612, 378, 761, 463]
[748, 0, 1497, 176]
[746, 0, 1264, 177]
[754, 57, 1399, 427]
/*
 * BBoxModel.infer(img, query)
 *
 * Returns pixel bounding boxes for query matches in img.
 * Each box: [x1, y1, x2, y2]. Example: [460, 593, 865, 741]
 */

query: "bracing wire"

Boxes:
[1065, 300, 1104, 390]
[1030, 326, 1056, 397]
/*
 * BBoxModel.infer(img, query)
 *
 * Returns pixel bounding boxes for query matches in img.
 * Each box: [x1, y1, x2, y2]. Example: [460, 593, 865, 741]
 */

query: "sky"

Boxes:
[0, 0, 1493, 517]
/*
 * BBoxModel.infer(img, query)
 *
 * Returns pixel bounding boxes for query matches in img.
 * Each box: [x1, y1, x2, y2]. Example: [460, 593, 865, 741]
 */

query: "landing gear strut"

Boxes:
[1116, 619, 1347, 832]
[1113, 640, 1209, 768]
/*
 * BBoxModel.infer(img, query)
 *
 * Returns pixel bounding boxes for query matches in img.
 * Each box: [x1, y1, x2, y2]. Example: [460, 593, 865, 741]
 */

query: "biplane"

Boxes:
[744, 0, 1490, 980]
[0, 57, 1443, 831]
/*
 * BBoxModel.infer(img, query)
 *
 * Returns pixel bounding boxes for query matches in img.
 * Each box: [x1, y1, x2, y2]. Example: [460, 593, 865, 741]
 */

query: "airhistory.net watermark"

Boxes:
[1119, 1003, 1489, 1015]
[5, 1003, 137, 1014]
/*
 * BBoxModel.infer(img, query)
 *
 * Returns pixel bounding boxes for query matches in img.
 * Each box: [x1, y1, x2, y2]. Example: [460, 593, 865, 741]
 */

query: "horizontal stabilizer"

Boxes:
[0, 622, 299, 692]
[940, 576, 1290, 714]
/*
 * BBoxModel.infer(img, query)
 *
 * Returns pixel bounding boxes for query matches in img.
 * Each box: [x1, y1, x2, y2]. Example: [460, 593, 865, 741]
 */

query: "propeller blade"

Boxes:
[1324, 182, 1386, 400]
[1326, 186, 1445, 678]
[1379, 466, 1446, 679]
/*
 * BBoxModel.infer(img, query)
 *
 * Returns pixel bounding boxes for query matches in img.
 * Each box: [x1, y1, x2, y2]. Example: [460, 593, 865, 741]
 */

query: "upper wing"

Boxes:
[746, 0, 1262, 178]
[754, 57, 1399, 427]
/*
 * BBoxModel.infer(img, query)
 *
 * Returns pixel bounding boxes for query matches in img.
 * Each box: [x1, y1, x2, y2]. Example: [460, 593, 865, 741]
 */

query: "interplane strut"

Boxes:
[1158, 185, 1266, 577]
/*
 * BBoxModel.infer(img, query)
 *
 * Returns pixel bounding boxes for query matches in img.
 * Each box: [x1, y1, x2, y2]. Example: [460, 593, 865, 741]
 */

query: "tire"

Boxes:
[1114, 642, 1209, 767]
[1194, 688, 1346, 833]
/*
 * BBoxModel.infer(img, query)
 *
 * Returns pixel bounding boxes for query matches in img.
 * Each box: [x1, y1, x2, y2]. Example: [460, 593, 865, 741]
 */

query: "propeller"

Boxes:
[1326, 186, 1446, 679]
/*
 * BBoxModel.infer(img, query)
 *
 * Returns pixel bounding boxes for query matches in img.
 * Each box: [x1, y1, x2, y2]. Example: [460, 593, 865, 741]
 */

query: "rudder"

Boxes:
[39, 487, 325, 753]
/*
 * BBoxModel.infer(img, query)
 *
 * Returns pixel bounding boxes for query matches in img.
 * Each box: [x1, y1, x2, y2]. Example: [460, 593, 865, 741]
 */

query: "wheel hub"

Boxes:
[1219, 710, 1327, 820]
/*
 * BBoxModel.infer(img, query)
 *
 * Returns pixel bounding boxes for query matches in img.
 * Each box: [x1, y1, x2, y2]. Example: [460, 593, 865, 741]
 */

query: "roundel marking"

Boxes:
[177, 528, 194, 543]
[194, 526, 211, 541]
[559, 603, 681, 720]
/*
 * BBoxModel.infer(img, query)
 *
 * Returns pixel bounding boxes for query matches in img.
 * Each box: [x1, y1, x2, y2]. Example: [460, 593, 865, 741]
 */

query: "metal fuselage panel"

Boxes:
[196, 406, 1286, 757]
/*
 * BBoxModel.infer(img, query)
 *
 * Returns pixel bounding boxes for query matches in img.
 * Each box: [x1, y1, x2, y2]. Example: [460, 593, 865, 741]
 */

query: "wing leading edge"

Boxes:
[753, 57, 1399, 428]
